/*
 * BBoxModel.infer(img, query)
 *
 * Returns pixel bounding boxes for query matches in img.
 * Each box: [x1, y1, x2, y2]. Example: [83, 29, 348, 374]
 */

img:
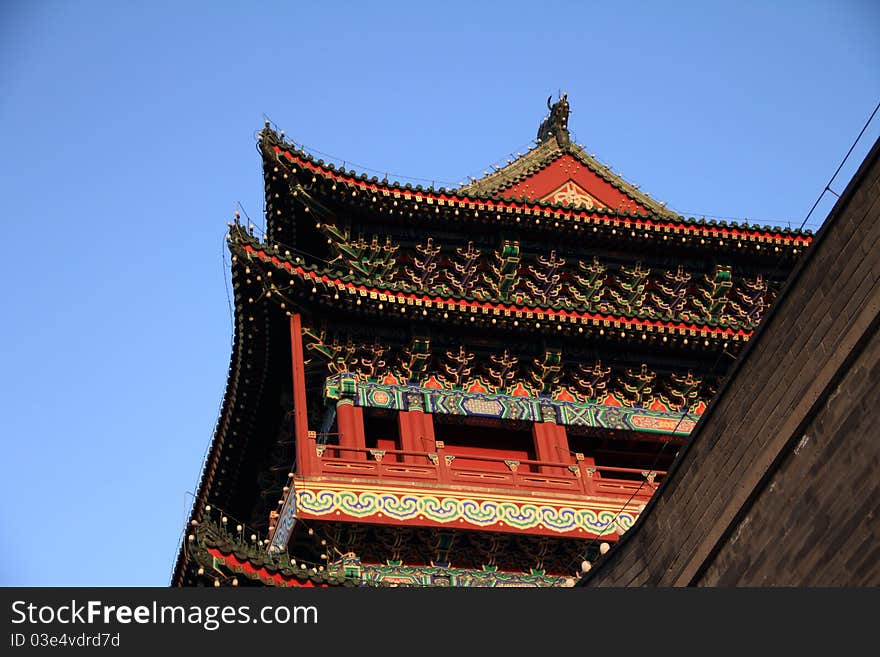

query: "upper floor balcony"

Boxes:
[274, 373, 687, 547]
[303, 437, 663, 503]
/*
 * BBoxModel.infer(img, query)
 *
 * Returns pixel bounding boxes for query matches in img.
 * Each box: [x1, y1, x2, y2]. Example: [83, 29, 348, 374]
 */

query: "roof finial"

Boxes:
[537, 92, 570, 147]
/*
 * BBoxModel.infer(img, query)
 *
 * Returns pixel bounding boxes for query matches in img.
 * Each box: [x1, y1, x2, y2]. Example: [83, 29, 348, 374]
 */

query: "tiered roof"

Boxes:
[174, 96, 812, 586]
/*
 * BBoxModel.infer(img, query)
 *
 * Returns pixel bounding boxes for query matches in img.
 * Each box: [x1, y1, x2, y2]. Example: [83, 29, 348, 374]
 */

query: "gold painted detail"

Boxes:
[539, 180, 605, 210]
[293, 480, 638, 535]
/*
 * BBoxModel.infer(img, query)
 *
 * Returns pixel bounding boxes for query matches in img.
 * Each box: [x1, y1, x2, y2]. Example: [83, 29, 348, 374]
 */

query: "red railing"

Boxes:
[304, 437, 664, 501]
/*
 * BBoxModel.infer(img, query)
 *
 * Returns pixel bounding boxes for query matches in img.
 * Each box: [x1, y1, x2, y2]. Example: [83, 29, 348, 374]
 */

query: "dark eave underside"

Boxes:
[229, 229, 758, 346]
[172, 262, 281, 585]
[260, 127, 812, 246]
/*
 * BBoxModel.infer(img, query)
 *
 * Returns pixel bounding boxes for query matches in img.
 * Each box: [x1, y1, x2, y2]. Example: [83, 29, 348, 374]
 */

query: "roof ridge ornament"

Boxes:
[537, 92, 570, 148]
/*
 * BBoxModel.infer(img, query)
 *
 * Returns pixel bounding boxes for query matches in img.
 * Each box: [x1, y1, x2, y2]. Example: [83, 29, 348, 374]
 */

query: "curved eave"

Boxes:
[232, 236, 756, 348]
[260, 128, 813, 249]
[183, 519, 357, 588]
[171, 256, 272, 586]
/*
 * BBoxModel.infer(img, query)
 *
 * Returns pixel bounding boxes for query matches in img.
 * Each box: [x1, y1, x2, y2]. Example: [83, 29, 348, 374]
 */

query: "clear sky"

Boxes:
[1, 1, 877, 586]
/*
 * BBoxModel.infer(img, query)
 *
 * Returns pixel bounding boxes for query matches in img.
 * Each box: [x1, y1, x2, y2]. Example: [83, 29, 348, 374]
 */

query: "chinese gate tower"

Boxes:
[174, 95, 809, 587]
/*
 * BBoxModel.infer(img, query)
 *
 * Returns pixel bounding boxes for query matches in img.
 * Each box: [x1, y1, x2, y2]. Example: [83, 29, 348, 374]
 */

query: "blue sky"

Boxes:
[1, 1, 877, 586]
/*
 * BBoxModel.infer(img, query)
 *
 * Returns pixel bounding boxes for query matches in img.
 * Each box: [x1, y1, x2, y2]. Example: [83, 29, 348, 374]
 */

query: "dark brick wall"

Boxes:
[581, 139, 880, 587]
[701, 328, 880, 585]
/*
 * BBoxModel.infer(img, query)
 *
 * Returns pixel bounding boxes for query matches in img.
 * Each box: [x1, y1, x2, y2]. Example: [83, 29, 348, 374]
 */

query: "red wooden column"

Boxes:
[290, 314, 315, 475]
[550, 422, 572, 464]
[532, 423, 556, 474]
[576, 453, 598, 495]
[353, 407, 366, 458]
[336, 398, 365, 460]
[435, 441, 451, 484]
[398, 394, 433, 463]
[532, 404, 571, 474]
[397, 411, 417, 463]
[417, 412, 436, 453]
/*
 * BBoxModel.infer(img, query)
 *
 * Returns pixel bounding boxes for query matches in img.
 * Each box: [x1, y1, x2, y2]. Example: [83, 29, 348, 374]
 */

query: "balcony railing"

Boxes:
[304, 437, 663, 501]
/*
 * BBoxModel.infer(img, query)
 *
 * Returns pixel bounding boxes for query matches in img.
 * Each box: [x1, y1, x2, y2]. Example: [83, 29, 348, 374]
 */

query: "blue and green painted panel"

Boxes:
[325, 374, 698, 436]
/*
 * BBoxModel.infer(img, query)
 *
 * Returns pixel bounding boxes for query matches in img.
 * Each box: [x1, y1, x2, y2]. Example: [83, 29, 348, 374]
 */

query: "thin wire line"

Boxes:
[569, 103, 880, 585]
[174, 228, 255, 583]
[671, 211, 801, 228]
[288, 135, 813, 229]
[174, 343, 237, 583]
[799, 100, 880, 231]
[260, 108, 880, 234]
[554, 411, 684, 585]
[221, 235, 234, 345]
[294, 142, 459, 187]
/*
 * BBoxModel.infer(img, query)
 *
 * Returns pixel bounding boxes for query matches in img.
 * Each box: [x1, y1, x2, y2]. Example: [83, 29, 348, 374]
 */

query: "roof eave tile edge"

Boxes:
[459, 138, 674, 218]
[171, 251, 271, 586]
[258, 125, 813, 239]
[234, 233, 760, 339]
[564, 141, 674, 218]
[457, 138, 562, 197]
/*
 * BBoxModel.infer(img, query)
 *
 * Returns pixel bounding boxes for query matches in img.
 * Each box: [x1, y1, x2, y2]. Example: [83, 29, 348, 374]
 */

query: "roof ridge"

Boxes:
[564, 141, 673, 217]
[261, 125, 813, 237]
[458, 135, 674, 217]
[457, 138, 562, 196]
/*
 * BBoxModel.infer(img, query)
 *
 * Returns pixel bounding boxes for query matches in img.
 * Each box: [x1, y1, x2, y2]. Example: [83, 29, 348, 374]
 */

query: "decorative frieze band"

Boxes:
[293, 479, 638, 537]
[325, 373, 698, 436]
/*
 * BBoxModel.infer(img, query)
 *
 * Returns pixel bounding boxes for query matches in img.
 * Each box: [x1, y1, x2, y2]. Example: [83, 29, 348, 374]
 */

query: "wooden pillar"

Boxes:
[398, 411, 419, 463]
[353, 406, 366, 460]
[398, 394, 434, 463]
[397, 409, 436, 462]
[551, 423, 571, 464]
[335, 399, 366, 461]
[436, 441, 451, 484]
[577, 454, 597, 495]
[417, 412, 436, 453]
[532, 423, 557, 474]
[533, 404, 569, 474]
[290, 314, 314, 475]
